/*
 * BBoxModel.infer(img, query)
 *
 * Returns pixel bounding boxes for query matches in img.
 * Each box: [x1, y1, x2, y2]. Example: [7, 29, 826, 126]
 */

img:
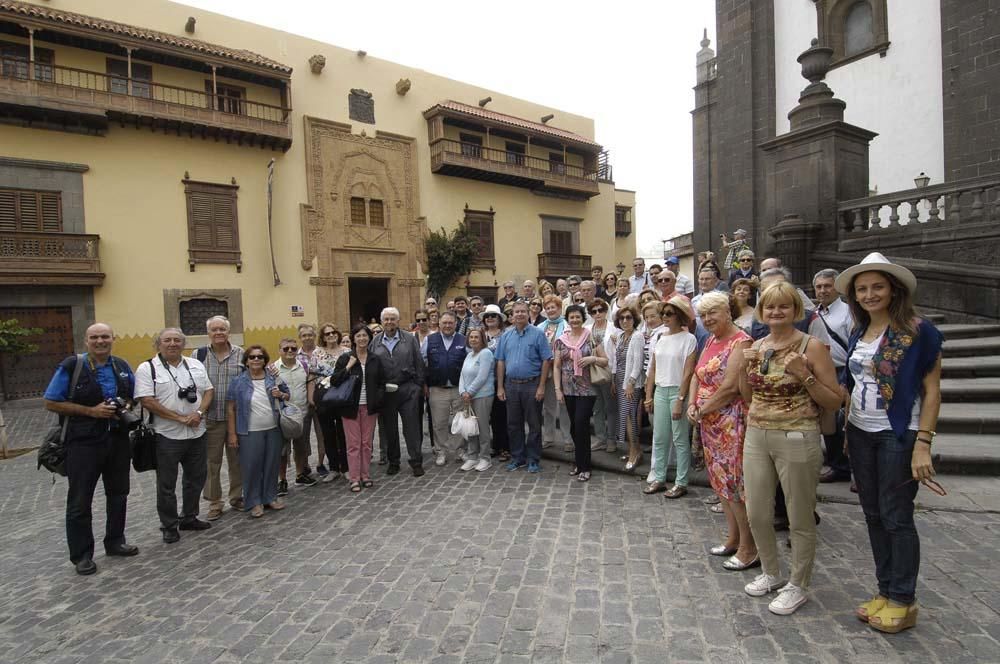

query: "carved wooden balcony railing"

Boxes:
[0, 231, 104, 285]
[429, 139, 601, 199]
[538, 253, 592, 277]
[0, 57, 291, 149]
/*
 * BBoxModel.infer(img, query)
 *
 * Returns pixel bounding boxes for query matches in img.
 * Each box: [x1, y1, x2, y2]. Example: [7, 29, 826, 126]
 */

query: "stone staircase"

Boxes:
[934, 323, 1000, 474]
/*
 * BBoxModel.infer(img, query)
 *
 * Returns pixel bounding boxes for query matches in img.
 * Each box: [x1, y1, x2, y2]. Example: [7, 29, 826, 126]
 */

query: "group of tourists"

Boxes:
[43, 249, 942, 635]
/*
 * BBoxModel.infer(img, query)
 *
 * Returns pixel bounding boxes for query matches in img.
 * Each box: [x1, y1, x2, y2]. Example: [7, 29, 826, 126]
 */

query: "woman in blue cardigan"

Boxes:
[835, 253, 943, 634]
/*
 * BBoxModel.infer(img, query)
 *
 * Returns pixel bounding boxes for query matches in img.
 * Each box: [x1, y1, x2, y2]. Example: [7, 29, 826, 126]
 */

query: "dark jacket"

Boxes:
[425, 332, 467, 387]
[57, 354, 134, 445]
[331, 351, 386, 418]
[370, 329, 425, 386]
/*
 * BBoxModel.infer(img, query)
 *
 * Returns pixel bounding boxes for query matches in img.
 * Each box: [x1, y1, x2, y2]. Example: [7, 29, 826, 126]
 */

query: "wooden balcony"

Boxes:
[0, 59, 291, 150]
[538, 253, 592, 279]
[0, 231, 104, 285]
[429, 139, 601, 200]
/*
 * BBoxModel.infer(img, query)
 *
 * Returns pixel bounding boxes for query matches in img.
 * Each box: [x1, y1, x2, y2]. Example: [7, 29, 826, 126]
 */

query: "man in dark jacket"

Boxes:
[371, 306, 427, 476]
[43, 323, 138, 575]
[423, 312, 467, 466]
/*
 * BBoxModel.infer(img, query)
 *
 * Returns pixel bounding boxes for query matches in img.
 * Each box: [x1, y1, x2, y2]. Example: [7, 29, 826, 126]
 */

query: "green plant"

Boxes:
[0, 318, 43, 355]
[423, 224, 480, 298]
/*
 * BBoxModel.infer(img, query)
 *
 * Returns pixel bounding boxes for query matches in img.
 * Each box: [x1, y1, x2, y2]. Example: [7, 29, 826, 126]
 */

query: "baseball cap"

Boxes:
[665, 256, 679, 265]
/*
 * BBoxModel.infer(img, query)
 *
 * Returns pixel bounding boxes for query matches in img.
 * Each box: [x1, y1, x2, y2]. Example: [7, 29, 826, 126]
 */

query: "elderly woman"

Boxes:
[312, 323, 349, 482]
[538, 294, 572, 452]
[331, 324, 387, 493]
[836, 253, 942, 633]
[688, 293, 754, 570]
[738, 281, 843, 615]
[528, 298, 546, 326]
[427, 307, 440, 334]
[601, 272, 619, 302]
[644, 297, 698, 497]
[226, 346, 290, 518]
[588, 298, 617, 453]
[732, 278, 758, 333]
[458, 329, 496, 472]
[538, 279, 556, 298]
[610, 305, 645, 470]
[554, 304, 609, 482]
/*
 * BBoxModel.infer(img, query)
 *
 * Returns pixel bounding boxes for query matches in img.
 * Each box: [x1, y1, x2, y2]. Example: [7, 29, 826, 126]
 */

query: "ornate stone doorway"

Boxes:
[300, 117, 427, 331]
[348, 277, 389, 326]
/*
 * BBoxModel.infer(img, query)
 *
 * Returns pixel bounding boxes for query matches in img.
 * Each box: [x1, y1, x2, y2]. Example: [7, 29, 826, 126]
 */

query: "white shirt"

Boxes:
[629, 272, 652, 294]
[652, 331, 697, 387]
[248, 379, 276, 432]
[134, 355, 212, 440]
[274, 360, 308, 408]
[816, 297, 853, 367]
[848, 334, 920, 432]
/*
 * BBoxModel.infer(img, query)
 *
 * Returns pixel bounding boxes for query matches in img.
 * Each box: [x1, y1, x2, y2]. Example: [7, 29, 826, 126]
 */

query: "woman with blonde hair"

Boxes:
[738, 280, 842, 615]
[610, 305, 644, 468]
[837, 253, 943, 633]
[538, 279, 556, 298]
[688, 292, 754, 571]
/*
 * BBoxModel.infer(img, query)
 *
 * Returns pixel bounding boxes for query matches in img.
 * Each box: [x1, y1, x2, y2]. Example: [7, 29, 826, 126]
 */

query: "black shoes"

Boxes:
[295, 473, 318, 487]
[162, 528, 180, 544]
[277, 479, 289, 496]
[412, 465, 425, 477]
[179, 518, 212, 531]
[386, 464, 400, 476]
[75, 558, 97, 575]
[105, 543, 139, 557]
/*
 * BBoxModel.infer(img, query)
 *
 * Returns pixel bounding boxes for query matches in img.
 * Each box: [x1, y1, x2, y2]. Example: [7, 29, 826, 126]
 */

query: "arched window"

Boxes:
[844, 2, 875, 57]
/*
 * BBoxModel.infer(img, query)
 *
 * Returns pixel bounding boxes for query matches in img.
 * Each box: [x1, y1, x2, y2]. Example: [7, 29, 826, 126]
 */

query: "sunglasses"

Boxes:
[893, 477, 947, 496]
[590, 308, 606, 314]
[619, 315, 633, 321]
[741, 258, 754, 262]
[415, 317, 428, 322]
[247, 355, 265, 360]
[323, 331, 338, 336]
[662, 310, 676, 317]
[281, 346, 298, 352]
[759, 348, 776, 375]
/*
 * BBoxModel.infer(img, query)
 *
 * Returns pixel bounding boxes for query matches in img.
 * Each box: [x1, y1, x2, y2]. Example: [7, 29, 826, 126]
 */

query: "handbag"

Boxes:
[129, 359, 159, 472]
[278, 400, 305, 439]
[588, 334, 611, 385]
[451, 405, 479, 441]
[37, 354, 85, 477]
[321, 374, 358, 409]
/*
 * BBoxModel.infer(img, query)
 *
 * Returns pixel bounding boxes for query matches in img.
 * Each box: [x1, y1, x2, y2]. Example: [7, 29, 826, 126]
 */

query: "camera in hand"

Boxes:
[177, 385, 198, 403]
[105, 397, 142, 430]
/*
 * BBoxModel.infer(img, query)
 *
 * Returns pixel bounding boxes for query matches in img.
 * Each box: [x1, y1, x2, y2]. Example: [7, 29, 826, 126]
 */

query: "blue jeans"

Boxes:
[847, 424, 921, 604]
[239, 427, 284, 510]
[505, 379, 543, 465]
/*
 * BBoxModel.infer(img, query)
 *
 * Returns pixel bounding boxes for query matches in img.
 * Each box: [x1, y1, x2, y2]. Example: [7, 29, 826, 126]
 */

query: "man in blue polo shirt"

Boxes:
[495, 300, 552, 473]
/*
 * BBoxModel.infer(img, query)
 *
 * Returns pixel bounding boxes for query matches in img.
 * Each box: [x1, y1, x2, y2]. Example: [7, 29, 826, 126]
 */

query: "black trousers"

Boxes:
[377, 382, 424, 467]
[155, 433, 207, 530]
[565, 395, 596, 472]
[317, 405, 349, 474]
[490, 396, 509, 454]
[65, 431, 131, 563]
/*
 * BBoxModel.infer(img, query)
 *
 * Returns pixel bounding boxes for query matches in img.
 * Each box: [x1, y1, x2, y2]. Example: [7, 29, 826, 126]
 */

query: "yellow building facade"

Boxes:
[0, 0, 637, 398]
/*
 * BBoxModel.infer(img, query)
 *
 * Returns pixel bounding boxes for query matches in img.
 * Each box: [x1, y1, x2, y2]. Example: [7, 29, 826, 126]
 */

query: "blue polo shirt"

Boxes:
[43, 353, 131, 401]
[495, 325, 552, 380]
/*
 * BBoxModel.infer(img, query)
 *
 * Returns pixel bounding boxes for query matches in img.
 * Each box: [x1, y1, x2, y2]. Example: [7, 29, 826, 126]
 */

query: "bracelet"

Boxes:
[918, 429, 936, 438]
[802, 374, 817, 387]
[916, 437, 933, 446]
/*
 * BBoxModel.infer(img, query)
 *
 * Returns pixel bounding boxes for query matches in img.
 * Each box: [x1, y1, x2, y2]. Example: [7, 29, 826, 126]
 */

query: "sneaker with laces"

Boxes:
[745, 573, 784, 597]
[768, 583, 808, 615]
[460, 459, 477, 471]
[277, 479, 289, 496]
[435, 451, 447, 466]
[295, 473, 318, 487]
[506, 460, 526, 471]
[527, 462, 541, 473]
[474, 459, 492, 472]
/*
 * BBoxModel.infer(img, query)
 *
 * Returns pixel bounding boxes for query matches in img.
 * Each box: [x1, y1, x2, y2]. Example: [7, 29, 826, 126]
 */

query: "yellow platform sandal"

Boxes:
[855, 595, 888, 622]
[869, 602, 918, 633]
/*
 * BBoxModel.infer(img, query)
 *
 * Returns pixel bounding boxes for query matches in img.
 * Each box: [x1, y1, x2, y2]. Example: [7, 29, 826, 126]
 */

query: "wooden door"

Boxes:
[0, 307, 74, 399]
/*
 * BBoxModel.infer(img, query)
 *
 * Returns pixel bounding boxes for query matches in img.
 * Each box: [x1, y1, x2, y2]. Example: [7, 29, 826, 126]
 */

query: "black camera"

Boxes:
[177, 385, 198, 403]
[105, 397, 142, 430]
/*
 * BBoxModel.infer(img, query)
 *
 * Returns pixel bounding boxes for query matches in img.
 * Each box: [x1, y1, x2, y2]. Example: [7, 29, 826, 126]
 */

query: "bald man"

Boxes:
[44, 323, 139, 575]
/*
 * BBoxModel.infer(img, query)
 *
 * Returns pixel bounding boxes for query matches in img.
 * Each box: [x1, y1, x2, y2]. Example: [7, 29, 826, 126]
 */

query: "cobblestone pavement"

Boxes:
[1, 404, 999, 663]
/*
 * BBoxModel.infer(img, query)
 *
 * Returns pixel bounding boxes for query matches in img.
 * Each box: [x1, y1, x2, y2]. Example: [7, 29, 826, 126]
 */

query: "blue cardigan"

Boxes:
[843, 318, 943, 440]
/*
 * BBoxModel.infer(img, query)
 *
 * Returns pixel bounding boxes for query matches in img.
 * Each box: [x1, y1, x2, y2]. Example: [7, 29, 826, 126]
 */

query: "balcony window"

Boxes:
[0, 188, 62, 233]
[550, 229, 573, 255]
[549, 153, 566, 175]
[460, 133, 483, 158]
[206, 82, 246, 116]
[106, 59, 152, 98]
[615, 205, 632, 236]
[0, 41, 54, 82]
[506, 142, 525, 167]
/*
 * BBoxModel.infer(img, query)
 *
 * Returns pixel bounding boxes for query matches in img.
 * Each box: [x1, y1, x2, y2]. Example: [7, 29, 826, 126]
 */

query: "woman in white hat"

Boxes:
[836, 252, 943, 634]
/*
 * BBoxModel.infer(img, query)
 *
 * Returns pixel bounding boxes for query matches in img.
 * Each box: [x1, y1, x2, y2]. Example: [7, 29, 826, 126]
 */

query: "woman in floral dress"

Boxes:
[311, 323, 349, 481]
[688, 292, 754, 569]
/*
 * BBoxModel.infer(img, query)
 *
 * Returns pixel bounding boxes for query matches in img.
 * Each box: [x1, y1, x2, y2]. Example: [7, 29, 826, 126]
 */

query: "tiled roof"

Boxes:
[0, 0, 292, 74]
[428, 100, 601, 149]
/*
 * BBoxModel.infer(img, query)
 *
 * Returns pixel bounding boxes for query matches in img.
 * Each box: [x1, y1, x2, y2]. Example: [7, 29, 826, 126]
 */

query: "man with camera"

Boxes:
[43, 323, 138, 575]
[134, 328, 214, 544]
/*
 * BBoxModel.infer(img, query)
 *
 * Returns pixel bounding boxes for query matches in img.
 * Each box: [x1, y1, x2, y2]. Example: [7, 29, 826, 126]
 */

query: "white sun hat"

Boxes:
[834, 252, 917, 296]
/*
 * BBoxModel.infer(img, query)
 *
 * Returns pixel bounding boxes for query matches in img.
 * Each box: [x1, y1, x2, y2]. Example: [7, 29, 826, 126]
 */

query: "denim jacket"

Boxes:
[843, 318, 943, 440]
[226, 372, 290, 436]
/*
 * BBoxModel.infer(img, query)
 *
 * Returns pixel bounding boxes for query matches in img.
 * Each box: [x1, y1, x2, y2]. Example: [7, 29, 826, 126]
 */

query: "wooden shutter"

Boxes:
[0, 190, 15, 232]
[39, 192, 61, 232]
[184, 179, 241, 269]
[464, 208, 495, 268]
[0, 189, 61, 232]
[550, 230, 573, 254]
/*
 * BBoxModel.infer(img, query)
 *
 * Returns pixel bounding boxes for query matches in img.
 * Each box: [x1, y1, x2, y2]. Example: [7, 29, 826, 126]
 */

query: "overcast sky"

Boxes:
[182, 0, 717, 257]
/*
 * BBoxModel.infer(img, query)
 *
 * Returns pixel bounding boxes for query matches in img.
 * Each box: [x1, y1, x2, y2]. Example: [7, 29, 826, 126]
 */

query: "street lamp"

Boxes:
[914, 172, 930, 188]
[615, 262, 626, 276]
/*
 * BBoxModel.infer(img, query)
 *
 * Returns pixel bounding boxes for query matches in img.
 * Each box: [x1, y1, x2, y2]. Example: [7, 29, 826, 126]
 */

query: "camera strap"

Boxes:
[157, 353, 195, 389]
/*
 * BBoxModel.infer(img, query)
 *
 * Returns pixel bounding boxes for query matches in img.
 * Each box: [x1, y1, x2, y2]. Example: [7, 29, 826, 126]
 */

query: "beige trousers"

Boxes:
[429, 386, 464, 458]
[743, 426, 823, 588]
[202, 418, 242, 508]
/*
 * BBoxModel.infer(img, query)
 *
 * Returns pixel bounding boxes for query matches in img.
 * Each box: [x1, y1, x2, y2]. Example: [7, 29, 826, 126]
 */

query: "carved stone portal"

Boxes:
[300, 116, 426, 329]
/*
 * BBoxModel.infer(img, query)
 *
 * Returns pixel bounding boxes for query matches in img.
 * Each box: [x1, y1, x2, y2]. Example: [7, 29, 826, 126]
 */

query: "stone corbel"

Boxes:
[309, 54, 326, 74]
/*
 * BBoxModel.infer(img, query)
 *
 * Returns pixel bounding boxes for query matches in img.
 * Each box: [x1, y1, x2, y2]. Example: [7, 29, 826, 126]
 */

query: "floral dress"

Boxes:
[694, 330, 750, 501]
[554, 334, 596, 398]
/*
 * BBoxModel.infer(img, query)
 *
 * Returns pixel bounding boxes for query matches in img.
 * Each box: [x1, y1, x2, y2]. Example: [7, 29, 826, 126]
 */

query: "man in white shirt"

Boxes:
[274, 338, 313, 490]
[135, 327, 214, 544]
[628, 257, 653, 294]
[813, 268, 853, 483]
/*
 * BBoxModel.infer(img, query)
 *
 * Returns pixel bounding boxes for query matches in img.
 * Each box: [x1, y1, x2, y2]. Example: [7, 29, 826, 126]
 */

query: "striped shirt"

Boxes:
[198, 344, 244, 421]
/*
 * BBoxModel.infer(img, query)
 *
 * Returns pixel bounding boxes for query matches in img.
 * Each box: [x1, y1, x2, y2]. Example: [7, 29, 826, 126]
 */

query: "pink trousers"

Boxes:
[342, 405, 376, 482]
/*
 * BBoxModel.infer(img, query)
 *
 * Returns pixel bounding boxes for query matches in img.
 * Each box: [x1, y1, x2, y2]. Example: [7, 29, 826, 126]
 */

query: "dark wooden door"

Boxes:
[0, 307, 74, 399]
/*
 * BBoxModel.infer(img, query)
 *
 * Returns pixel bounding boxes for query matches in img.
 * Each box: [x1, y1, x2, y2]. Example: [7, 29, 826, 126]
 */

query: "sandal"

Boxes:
[577, 472, 591, 482]
[664, 485, 688, 499]
[362, 479, 374, 488]
[856, 595, 888, 622]
[710, 503, 725, 514]
[643, 481, 666, 494]
[868, 602, 918, 633]
[349, 482, 362, 493]
[568, 466, 580, 476]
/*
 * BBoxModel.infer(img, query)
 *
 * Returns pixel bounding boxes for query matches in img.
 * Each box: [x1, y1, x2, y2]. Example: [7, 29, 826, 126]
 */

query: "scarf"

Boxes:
[558, 327, 591, 377]
[537, 316, 566, 346]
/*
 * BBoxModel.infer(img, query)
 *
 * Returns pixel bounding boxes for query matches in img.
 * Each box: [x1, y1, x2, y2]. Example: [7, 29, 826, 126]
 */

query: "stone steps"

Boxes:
[934, 402, 1000, 435]
[942, 336, 1000, 358]
[938, 323, 1000, 340]
[940, 378, 1000, 402]
[942, 355, 1000, 378]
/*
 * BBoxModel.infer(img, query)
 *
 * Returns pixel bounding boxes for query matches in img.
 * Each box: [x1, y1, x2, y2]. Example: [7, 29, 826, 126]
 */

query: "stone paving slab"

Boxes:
[2, 431, 999, 663]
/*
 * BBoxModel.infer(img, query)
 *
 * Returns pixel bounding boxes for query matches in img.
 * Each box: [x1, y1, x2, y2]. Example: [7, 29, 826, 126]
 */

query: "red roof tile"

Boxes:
[427, 100, 601, 149]
[0, 0, 291, 74]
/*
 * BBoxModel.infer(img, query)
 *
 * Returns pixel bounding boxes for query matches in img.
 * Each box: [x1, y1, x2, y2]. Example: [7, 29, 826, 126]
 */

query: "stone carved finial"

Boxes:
[798, 39, 833, 86]
[309, 54, 326, 74]
[700, 28, 710, 49]
[396, 78, 411, 96]
[788, 40, 845, 130]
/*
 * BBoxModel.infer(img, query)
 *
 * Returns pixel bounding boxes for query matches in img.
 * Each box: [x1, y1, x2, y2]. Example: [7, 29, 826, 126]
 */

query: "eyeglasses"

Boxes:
[323, 331, 338, 337]
[759, 348, 776, 374]
[281, 346, 297, 353]
[893, 477, 947, 496]
[247, 355, 265, 360]
[590, 308, 606, 315]
[415, 317, 428, 322]
[619, 315, 633, 321]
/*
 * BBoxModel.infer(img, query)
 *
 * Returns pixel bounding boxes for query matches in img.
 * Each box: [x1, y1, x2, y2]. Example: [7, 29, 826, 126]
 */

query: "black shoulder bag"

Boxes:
[129, 359, 159, 472]
[37, 354, 85, 478]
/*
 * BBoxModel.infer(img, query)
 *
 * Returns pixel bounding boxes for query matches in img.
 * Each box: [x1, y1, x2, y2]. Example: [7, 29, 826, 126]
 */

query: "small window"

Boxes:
[506, 142, 526, 166]
[550, 229, 573, 255]
[184, 179, 240, 269]
[179, 298, 229, 336]
[844, 2, 875, 56]
[615, 205, 632, 237]
[465, 208, 495, 267]
[350, 197, 367, 225]
[369, 199, 384, 227]
[460, 133, 483, 158]
[107, 59, 152, 98]
[0, 188, 62, 233]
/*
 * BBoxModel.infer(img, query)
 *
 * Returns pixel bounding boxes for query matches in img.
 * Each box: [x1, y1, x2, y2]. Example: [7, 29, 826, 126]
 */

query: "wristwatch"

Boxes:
[196, 410, 203, 416]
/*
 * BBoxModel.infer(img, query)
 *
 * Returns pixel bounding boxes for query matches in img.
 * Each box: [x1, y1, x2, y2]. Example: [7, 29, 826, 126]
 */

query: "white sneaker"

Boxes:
[474, 459, 492, 472]
[744, 573, 784, 597]
[460, 459, 477, 471]
[768, 583, 808, 615]
[435, 451, 447, 466]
